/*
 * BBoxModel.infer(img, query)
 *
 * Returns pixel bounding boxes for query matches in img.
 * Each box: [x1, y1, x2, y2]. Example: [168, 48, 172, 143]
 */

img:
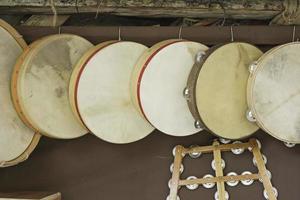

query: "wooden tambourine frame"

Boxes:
[169, 139, 277, 200]
[0, 19, 40, 167]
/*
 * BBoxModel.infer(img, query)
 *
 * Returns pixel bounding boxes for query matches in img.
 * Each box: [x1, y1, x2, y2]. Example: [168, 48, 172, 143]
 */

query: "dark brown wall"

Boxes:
[0, 130, 300, 200]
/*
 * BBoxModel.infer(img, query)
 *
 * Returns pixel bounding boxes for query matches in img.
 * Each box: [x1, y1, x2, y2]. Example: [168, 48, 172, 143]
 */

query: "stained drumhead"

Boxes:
[248, 42, 300, 143]
[134, 40, 208, 136]
[194, 42, 262, 139]
[12, 34, 92, 139]
[0, 19, 39, 166]
[70, 41, 154, 143]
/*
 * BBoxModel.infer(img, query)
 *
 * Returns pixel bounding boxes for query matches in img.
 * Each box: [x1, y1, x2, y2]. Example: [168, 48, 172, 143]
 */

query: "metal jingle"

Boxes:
[166, 195, 180, 200]
[211, 159, 226, 171]
[246, 109, 256, 122]
[263, 187, 278, 199]
[186, 176, 199, 190]
[219, 138, 231, 144]
[259, 170, 272, 182]
[195, 51, 206, 63]
[226, 172, 239, 187]
[253, 154, 267, 167]
[202, 174, 216, 189]
[241, 171, 254, 186]
[188, 145, 201, 158]
[231, 141, 245, 155]
[172, 146, 185, 157]
[248, 139, 262, 152]
[168, 179, 181, 189]
[214, 191, 229, 200]
[194, 120, 203, 129]
[172, 147, 176, 156]
[170, 163, 184, 174]
[183, 87, 190, 99]
[284, 142, 296, 148]
[249, 61, 258, 74]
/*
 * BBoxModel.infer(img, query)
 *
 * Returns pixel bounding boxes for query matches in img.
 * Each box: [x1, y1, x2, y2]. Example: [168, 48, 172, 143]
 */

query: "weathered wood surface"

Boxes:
[0, 0, 284, 19]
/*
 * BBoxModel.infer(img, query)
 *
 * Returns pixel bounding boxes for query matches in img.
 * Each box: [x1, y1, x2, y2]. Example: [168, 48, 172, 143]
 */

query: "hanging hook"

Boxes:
[118, 26, 122, 41]
[49, 0, 57, 27]
[95, 0, 102, 19]
[58, 26, 61, 34]
[292, 25, 298, 42]
[178, 26, 183, 39]
[230, 25, 234, 42]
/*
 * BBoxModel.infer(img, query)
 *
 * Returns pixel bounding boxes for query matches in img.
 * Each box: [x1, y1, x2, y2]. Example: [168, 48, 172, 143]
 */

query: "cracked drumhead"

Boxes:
[70, 41, 154, 143]
[0, 19, 40, 167]
[12, 34, 92, 139]
[247, 42, 300, 143]
[131, 39, 208, 136]
[187, 42, 262, 139]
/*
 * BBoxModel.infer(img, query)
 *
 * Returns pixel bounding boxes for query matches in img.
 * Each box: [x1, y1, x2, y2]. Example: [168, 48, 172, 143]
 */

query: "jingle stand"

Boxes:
[168, 138, 277, 200]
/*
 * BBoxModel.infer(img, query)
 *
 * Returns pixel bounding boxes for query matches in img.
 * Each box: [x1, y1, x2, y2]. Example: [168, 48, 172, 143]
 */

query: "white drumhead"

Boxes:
[71, 41, 154, 143]
[0, 19, 39, 165]
[13, 34, 92, 139]
[248, 42, 300, 143]
[136, 40, 208, 136]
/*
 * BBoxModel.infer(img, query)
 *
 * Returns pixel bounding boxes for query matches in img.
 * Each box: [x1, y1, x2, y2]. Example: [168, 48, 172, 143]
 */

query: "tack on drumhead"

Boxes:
[192, 42, 262, 139]
[133, 40, 208, 136]
[70, 41, 154, 144]
[248, 42, 300, 143]
[0, 19, 39, 167]
[12, 34, 93, 139]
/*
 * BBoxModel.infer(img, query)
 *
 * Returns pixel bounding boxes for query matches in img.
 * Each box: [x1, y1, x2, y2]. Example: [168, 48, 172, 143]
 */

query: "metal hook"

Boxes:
[178, 26, 183, 39]
[292, 25, 299, 42]
[95, 0, 102, 19]
[58, 26, 61, 34]
[230, 25, 234, 42]
[49, 0, 57, 27]
[118, 26, 121, 41]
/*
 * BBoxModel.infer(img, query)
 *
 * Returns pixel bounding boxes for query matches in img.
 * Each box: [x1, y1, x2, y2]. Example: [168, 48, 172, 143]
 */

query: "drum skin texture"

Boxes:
[248, 42, 300, 143]
[70, 41, 154, 144]
[192, 42, 262, 139]
[132, 40, 208, 136]
[0, 19, 40, 167]
[12, 34, 93, 139]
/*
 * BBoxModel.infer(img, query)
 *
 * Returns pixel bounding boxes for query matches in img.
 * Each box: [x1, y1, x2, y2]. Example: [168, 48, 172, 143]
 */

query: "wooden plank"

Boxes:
[184, 142, 251, 154]
[23, 15, 70, 27]
[213, 141, 226, 200]
[169, 145, 184, 200]
[0, 0, 283, 19]
[250, 139, 277, 200]
[12, 25, 300, 46]
[179, 173, 260, 186]
[0, 192, 61, 200]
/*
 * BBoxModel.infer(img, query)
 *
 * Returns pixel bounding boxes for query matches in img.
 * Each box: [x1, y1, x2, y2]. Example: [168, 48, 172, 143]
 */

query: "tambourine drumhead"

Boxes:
[12, 34, 92, 139]
[248, 42, 300, 143]
[130, 39, 178, 116]
[133, 40, 208, 136]
[70, 41, 154, 144]
[192, 42, 262, 139]
[0, 19, 40, 167]
[69, 40, 117, 128]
